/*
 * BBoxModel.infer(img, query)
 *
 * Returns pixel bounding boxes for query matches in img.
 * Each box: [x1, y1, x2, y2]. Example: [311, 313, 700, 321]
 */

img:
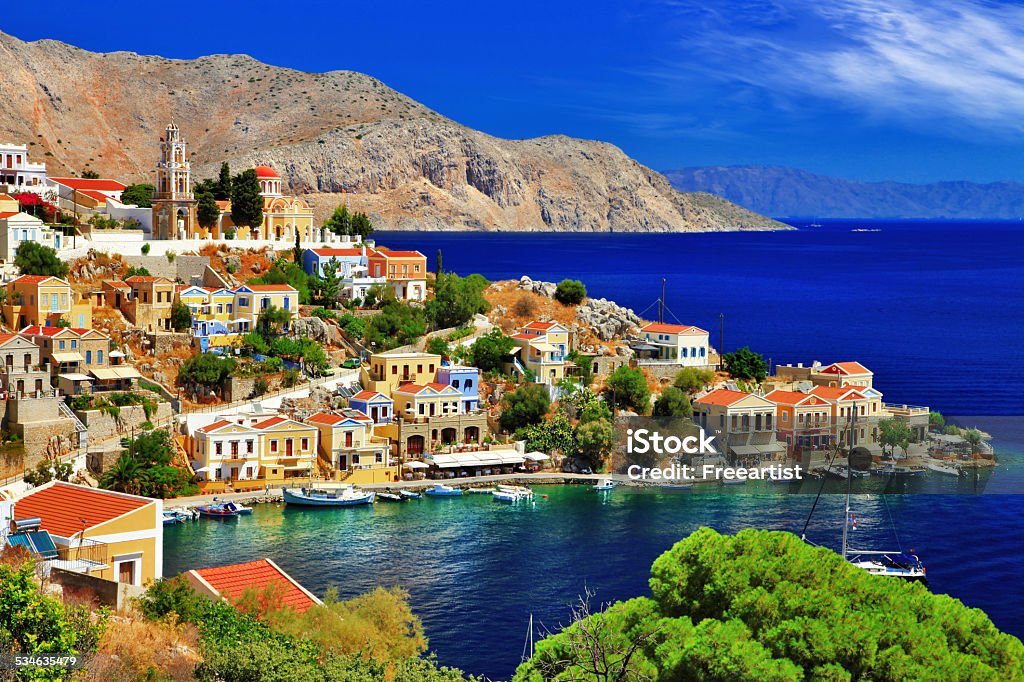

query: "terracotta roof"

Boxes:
[0, 211, 19, 220]
[12, 275, 65, 285]
[124, 275, 163, 283]
[197, 419, 234, 434]
[523, 321, 556, 331]
[765, 389, 827, 407]
[510, 333, 535, 340]
[244, 284, 297, 292]
[105, 280, 130, 289]
[641, 323, 708, 335]
[69, 328, 108, 338]
[190, 559, 320, 613]
[252, 416, 289, 430]
[0, 333, 16, 345]
[371, 250, 424, 259]
[19, 325, 70, 337]
[0, 194, 13, 201]
[809, 386, 867, 401]
[254, 165, 279, 179]
[427, 382, 455, 392]
[306, 412, 345, 426]
[77, 189, 110, 203]
[394, 383, 429, 394]
[351, 390, 388, 401]
[695, 388, 753, 407]
[49, 177, 127, 192]
[311, 248, 362, 257]
[823, 361, 872, 376]
[14, 481, 153, 538]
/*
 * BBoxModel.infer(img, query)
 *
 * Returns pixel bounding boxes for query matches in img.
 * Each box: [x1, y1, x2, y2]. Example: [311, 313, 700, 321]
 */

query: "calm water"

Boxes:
[165, 221, 1024, 678]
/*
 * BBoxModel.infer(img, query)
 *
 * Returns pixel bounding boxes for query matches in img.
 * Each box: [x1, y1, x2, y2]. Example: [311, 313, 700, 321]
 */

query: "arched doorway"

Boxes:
[440, 427, 457, 444]
[275, 224, 282, 240]
[406, 435, 425, 456]
[176, 209, 187, 239]
[464, 426, 480, 443]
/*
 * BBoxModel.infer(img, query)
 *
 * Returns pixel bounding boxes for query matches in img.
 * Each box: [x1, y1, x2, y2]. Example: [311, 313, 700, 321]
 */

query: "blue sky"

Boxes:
[5, 0, 1024, 183]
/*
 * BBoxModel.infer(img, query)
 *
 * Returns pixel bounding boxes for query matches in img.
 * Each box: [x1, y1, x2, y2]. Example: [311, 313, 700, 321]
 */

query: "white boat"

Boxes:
[493, 485, 534, 502]
[591, 479, 616, 491]
[424, 483, 463, 497]
[927, 461, 962, 476]
[282, 485, 375, 507]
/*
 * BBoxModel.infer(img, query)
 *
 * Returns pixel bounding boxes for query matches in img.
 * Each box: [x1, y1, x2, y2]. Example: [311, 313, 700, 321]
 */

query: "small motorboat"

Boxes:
[424, 483, 463, 497]
[927, 460, 962, 476]
[376, 492, 404, 502]
[163, 510, 182, 526]
[228, 502, 253, 515]
[591, 479, 616, 491]
[196, 503, 241, 518]
[467, 487, 497, 495]
[399, 489, 421, 500]
[658, 483, 694, 491]
[282, 485, 376, 507]
[493, 485, 533, 502]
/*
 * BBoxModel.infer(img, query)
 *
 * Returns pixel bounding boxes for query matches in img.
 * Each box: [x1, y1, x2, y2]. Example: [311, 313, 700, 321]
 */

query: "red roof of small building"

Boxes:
[124, 275, 161, 283]
[695, 388, 753, 407]
[0, 211, 19, 220]
[822, 361, 872, 376]
[371, 249, 424, 259]
[0, 194, 14, 201]
[641, 323, 708, 335]
[394, 383, 430, 394]
[190, 559, 320, 613]
[19, 325, 70, 337]
[510, 333, 535, 340]
[12, 275, 65, 285]
[254, 165, 279, 179]
[244, 284, 296, 292]
[0, 333, 16, 345]
[252, 416, 291, 430]
[49, 177, 127, 192]
[77, 189, 110, 203]
[311, 248, 362, 258]
[306, 412, 345, 426]
[14, 481, 153, 538]
[765, 389, 828, 407]
[197, 419, 234, 434]
[523, 321, 556, 331]
[351, 390, 388, 401]
[809, 386, 867, 401]
[105, 280, 131, 289]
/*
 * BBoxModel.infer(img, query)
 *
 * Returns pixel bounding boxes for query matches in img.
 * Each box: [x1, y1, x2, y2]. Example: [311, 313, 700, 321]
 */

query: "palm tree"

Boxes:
[100, 455, 147, 496]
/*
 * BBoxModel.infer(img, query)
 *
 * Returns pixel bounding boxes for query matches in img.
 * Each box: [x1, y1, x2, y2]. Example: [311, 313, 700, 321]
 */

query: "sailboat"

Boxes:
[521, 613, 534, 663]
[804, 402, 927, 583]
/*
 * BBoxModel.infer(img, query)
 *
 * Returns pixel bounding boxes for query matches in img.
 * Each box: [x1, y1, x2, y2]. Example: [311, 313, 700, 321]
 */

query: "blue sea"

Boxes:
[165, 220, 1024, 679]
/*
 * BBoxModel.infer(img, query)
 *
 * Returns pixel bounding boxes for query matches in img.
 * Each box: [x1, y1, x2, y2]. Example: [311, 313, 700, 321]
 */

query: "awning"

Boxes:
[52, 352, 83, 363]
[729, 445, 760, 456]
[108, 350, 125, 358]
[404, 460, 429, 469]
[91, 367, 142, 381]
[525, 451, 550, 461]
[427, 451, 526, 468]
[194, 466, 212, 473]
[283, 465, 312, 471]
[531, 342, 557, 352]
[755, 443, 787, 454]
[59, 373, 93, 382]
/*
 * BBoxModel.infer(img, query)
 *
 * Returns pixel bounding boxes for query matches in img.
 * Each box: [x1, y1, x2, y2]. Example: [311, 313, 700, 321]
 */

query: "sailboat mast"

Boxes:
[659, 278, 666, 324]
[842, 401, 857, 561]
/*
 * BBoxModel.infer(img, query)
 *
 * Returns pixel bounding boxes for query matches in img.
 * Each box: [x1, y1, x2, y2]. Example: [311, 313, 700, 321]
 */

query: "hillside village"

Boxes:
[0, 123, 985, 607]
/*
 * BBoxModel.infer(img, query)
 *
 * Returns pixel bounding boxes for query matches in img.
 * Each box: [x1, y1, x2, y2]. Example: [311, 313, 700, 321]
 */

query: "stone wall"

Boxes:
[74, 402, 173, 443]
[50, 568, 146, 611]
[148, 332, 193, 356]
[21, 421, 78, 469]
[635, 361, 717, 382]
[121, 255, 210, 283]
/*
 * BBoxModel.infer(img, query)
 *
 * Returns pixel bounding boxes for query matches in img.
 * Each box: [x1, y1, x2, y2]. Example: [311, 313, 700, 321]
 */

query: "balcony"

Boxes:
[884, 403, 929, 417]
[47, 540, 110, 574]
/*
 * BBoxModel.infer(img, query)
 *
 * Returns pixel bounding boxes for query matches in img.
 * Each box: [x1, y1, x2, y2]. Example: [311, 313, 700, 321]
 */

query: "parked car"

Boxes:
[341, 358, 361, 369]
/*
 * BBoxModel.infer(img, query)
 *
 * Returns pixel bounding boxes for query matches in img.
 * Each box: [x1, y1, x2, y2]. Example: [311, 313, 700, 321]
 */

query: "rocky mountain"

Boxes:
[665, 165, 1024, 220]
[0, 32, 785, 233]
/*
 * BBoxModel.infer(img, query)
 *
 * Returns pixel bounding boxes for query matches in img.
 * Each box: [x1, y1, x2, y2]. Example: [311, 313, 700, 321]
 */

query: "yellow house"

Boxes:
[190, 418, 262, 484]
[252, 416, 319, 482]
[4, 275, 91, 329]
[123, 275, 177, 332]
[13, 481, 162, 586]
[392, 382, 465, 421]
[510, 321, 569, 385]
[364, 351, 442, 394]
[307, 409, 396, 483]
[234, 284, 299, 333]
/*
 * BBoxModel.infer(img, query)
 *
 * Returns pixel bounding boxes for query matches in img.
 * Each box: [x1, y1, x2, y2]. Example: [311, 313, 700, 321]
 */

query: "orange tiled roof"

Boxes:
[371, 249, 424, 259]
[351, 390, 387, 401]
[765, 389, 828, 407]
[823, 361, 872, 376]
[190, 559, 320, 613]
[252, 416, 289, 430]
[244, 284, 296, 292]
[306, 412, 345, 426]
[49, 177, 127, 192]
[394, 383, 429, 394]
[124, 275, 162, 283]
[809, 385, 867, 401]
[641, 322, 708, 335]
[105, 280, 131, 289]
[0, 333, 16, 345]
[12, 274, 65, 285]
[14, 481, 153, 537]
[510, 333, 535, 340]
[197, 419, 234, 434]
[695, 388, 753, 407]
[523, 321, 556, 331]
[0, 211, 19, 220]
[311, 248, 362, 257]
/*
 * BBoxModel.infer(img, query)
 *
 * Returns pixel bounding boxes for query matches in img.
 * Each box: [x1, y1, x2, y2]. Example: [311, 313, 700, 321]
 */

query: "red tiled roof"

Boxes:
[0, 211, 19, 220]
[306, 412, 344, 426]
[641, 323, 708, 335]
[14, 481, 153, 537]
[426, 382, 454, 392]
[523, 321, 555, 331]
[0, 194, 14, 201]
[765, 390, 828, 407]
[77, 189, 110, 203]
[371, 250, 424, 259]
[197, 419, 233, 434]
[49, 177, 127, 192]
[823, 361, 872, 376]
[311, 248, 362, 257]
[20, 325, 64, 337]
[809, 386, 867, 402]
[394, 383, 429, 394]
[190, 559, 320, 613]
[252, 416, 288, 430]
[0, 333, 16, 345]
[12, 275, 65, 285]
[124, 275, 161, 283]
[245, 284, 296, 292]
[105, 280, 130, 289]
[351, 390, 387, 401]
[69, 328, 108, 338]
[695, 388, 752, 407]
[510, 333, 535, 340]
[254, 165, 279, 178]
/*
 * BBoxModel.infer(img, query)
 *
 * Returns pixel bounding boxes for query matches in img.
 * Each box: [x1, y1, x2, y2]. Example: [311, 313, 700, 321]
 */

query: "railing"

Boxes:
[57, 540, 108, 566]
[56, 400, 89, 452]
[884, 403, 929, 417]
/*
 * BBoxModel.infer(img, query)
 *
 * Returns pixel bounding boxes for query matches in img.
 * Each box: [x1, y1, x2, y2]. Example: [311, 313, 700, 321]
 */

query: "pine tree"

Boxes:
[230, 169, 263, 232]
[324, 205, 351, 236]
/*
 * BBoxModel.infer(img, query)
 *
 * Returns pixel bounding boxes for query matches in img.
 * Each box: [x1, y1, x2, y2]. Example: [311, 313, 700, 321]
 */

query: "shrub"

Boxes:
[140, 242, 151, 255]
[554, 279, 587, 306]
[499, 383, 551, 432]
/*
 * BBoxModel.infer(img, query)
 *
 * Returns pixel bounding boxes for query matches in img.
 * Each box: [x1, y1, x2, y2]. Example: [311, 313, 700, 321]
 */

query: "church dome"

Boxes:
[254, 165, 279, 179]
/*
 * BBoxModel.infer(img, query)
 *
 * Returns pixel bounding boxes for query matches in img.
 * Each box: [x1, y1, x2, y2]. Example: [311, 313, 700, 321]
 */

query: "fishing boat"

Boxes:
[163, 510, 184, 526]
[230, 502, 254, 514]
[927, 460, 962, 476]
[658, 483, 694, 491]
[877, 462, 926, 477]
[591, 479, 616, 491]
[376, 492, 404, 502]
[196, 503, 241, 518]
[282, 485, 376, 507]
[493, 485, 534, 502]
[399, 489, 421, 500]
[424, 483, 463, 497]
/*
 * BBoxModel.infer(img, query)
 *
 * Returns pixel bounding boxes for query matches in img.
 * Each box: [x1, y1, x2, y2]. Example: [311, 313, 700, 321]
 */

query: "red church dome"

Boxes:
[254, 165, 279, 179]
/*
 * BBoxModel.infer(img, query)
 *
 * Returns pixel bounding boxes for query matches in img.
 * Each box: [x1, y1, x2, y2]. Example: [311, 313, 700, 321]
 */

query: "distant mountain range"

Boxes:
[664, 166, 1024, 219]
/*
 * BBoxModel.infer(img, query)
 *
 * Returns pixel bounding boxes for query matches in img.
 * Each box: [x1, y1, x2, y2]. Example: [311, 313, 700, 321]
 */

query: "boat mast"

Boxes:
[841, 400, 857, 562]
[521, 612, 534, 662]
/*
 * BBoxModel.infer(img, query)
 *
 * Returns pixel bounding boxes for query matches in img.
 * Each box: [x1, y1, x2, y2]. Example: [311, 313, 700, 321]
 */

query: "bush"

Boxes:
[554, 279, 587, 306]
[602, 366, 651, 414]
[653, 386, 692, 417]
[140, 242, 151, 255]
[722, 346, 768, 383]
[499, 383, 551, 432]
[672, 367, 715, 394]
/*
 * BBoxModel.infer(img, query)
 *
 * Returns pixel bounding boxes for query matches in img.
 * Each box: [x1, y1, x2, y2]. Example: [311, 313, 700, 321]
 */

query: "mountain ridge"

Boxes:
[0, 32, 786, 233]
[664, 165, 1024, 219]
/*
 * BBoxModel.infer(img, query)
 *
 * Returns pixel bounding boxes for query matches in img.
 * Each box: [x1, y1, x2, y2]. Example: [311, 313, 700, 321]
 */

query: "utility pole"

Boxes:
[719, 313, 725, 363]
[659, 278, 666, 324]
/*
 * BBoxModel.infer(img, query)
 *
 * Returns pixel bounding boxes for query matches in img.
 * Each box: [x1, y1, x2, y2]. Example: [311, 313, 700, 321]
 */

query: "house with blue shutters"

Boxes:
[436, 365, 480, 412]
[347, 390, 394, 424]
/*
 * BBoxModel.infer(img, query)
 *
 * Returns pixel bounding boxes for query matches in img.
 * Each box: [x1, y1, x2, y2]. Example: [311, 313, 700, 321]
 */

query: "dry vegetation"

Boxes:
[85, 615, 202, 682]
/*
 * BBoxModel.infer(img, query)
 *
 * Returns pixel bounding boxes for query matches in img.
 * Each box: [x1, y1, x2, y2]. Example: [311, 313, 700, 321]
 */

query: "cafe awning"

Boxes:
[404, 460, 429, 469]
[58, 373, 92, 382]
[729, 445, 760, 456]
[91, 367, 142, 381]
[525, 452, 550, 461]
[755, 443, 787, 454]
[52, 352, 83, 363]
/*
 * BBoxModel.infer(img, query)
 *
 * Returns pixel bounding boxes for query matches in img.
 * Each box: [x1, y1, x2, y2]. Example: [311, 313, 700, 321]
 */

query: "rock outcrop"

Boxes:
[575, 298, 644, 341]
[0, 31, 787, 234]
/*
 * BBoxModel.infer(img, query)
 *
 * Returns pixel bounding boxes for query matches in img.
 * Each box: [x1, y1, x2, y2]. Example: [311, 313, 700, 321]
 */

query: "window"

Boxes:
[51, 294, 58, 310]
[97, 350, 103, 364]
[71, 340, 76, 349]
[238, 297, 248, 307]
[417, 364, 423, 374]
[301, 437, 309, 451]
[215, 442, 223, 455]
[85, 350, 92, 365]
[682, 347, 688, 358]
[700, 347, 706, 357]
[782, 412, 788, 423]
[465, 379, 473, 389]
[452, 380, 460, 389]
[58, 340, 65, 350]
[429, 364, 435, 373]
[270, 440, 279, 453]
[216, 304, 223, 314]
[283, 297, 290, 309]
[246, 440, 254, 453]
[391, 365, 397, 375]
[352, 454, 361, 465]
[375, 452, 383, 463]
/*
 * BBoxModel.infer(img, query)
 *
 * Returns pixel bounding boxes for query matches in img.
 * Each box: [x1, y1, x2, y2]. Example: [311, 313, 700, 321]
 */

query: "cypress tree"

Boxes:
[230, 169, 263, 233]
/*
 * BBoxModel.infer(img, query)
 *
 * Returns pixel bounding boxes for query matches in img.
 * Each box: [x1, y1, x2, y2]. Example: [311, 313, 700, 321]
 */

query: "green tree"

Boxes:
[499, 383, 551, 432]
[435, 248, 443, 279]
[196, 190, 221, 231]
[603, 366, 651, 414]
[554, 279, 587, 306]
[426, 272, 490, 329]
[217, 161, 233, 200]
[323, 204, 352, 236]
[170, 299, 193, 332]
[516, 528, 1024, 681]
[249, 259, 311, 305]
[350, 211, 374, 239]
[14, 241, 69, 278]
[258, 303, 293, 336]
[470, 328, 515, 374]
[576, 418, 614, 467]
[878, 418, 914, 457]
[230, 169, 264, 232]
[964, 427, 984, 454]
[517, 413, 578, 458]
[179, 352, 236, 390]
[673, 367, 715, 394]
[722, 346, 768, 382]
[364, 302, 426, 351]
[653, 386, 692, 417]
[928, 411, 945, 431]
[102, 429, 195, 498]
[426, 336, 451, 358]
[310, 259, 343, 306]
[80, 168, 100, 179]
[120, 183, 154, 208]
[122, 265, 152, 280]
